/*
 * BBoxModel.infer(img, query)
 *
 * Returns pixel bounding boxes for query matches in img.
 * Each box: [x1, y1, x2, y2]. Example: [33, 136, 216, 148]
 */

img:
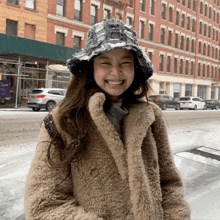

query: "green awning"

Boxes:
[0, 33, 79, 62]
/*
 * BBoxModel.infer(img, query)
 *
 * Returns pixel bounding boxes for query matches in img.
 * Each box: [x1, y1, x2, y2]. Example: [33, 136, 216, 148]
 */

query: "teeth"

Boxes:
[107, 80, 122, 85]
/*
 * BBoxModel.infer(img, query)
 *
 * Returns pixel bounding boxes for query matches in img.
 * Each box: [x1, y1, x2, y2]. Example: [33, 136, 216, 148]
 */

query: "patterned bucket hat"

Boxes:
[67, 18, 153, 80]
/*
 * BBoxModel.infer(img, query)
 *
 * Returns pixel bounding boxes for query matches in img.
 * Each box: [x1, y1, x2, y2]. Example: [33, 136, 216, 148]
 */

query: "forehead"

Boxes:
[95, 48, 134, 59]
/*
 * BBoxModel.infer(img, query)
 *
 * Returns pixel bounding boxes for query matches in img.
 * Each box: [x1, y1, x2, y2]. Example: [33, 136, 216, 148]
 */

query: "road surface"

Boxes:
[1, 109, 220, 219]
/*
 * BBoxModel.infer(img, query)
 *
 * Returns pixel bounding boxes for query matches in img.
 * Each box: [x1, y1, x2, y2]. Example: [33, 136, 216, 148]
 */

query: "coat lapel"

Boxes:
[124, 102, 156, 219]
[88, 92, 128, 180]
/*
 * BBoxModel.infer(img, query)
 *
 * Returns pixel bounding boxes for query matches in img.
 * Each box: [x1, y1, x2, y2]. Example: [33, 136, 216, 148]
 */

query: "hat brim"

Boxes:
[67, 41, 153, 80]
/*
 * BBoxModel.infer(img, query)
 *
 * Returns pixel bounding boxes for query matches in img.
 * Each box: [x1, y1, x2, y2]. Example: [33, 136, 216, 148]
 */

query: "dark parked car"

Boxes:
[205, 99, 220, 110]
[149, 94, 180, 110]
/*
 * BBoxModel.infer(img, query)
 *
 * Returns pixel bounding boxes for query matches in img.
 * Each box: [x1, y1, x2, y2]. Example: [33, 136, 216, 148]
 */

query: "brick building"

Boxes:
[47, 0, 220, 100]
[0, 0, 76, 107]
[1, 0, 220, 106]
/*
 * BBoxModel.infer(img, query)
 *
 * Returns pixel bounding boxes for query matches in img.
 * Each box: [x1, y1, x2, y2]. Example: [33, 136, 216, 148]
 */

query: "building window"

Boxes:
[216, 30, 219, 41]
[166, 56, 171, 72]
[199, 22, 202, 34]
[193, 0, 196, 11]
[24, 23, 35, 39]
[208, 26, 211, 38]
[168, 30, 172, 46]
[90, 5, 97, 25]
[161, 4, 166, 20]
[169, 7, 173, 22]
[174, 58, 178, 73]
[203, 44, 206, 55]
[191, 39, 195, 52]
[148, 51, 153, 61]
[182, 0, 185, 5]
[186, 37, 189, 51]
[73, 36, 81, 49]
[205, 4, 208, 16]
[103, 8, 110, 20]
[207, 45, 210, 56]
[198, 63, 201, 76]
[175, 33, 178, 48]
[140, 0, 145, 11]
[187, 17, 190, 30]
[180, 35, 184, 50]
[185, 60, 189, 75]
[6, 19, 17, 36]
[74, 0, 82, 21]
[149, 0, 154, 15]
[190, 61, 194, 75]
[192, 19, 195, 32]
[7, 0, 18, 4]
[25, 0, 35, 9]
[215, 48, 218, 59]
[179, 59, 183, 74]
[181, 14, 185, 28]
[185, 84, 192, 96]
[202, 64, 206, 77]
[212, 46, 215, 58]
[148, 24, 154, 41]
[209, 7, 212, 19]
[207, 65, 210, 77]
[187, 0, 191, 8]
[211, 66, 214, 78]
[200, 2, 203, 14]
[213, 29, 215, 40]
[139, 21, 144, 38]
[56, 32, 65, 45]
[159, 54, 164, 71]
[56, 0, 65, 16]
[198, 42, 202, 53]
[213, 11, 216, 22]
[176, 11, 179, 25]
[126, 17, 132, 26]
[204, 24, 207, 36]
[160, 28, 165, 44]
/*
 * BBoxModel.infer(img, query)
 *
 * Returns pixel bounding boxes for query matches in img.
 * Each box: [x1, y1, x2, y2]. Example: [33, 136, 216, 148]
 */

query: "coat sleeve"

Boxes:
[152, 106, 191, 220]
[24, 123, 103, 220]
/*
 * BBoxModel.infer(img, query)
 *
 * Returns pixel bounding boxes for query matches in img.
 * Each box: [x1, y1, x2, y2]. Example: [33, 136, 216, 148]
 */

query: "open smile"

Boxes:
[105, 80, 124, 85]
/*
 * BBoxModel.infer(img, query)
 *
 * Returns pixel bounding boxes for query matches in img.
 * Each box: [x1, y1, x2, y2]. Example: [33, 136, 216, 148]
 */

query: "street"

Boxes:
[0, 108, 220, 219]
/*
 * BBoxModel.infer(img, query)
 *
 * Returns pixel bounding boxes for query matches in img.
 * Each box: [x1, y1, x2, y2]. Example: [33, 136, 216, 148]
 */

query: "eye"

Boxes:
[121, 61, 132, 66]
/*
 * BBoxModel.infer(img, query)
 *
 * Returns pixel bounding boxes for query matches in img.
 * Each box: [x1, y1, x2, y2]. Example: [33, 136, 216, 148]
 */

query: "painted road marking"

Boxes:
[176, 147, 220, 167]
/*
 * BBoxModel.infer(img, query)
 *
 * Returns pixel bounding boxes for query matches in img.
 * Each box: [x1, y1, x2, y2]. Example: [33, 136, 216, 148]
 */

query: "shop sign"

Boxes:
[0, 79, 10, 98]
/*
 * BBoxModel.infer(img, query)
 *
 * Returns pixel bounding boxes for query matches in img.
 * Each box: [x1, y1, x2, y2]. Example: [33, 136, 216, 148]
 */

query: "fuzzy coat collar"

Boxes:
[88, 93, 155, 181]
[88, 93, 157, 219]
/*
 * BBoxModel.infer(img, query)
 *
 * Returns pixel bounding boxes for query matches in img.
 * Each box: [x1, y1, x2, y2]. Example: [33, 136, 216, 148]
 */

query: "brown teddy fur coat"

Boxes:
[24, 92, 190, 220]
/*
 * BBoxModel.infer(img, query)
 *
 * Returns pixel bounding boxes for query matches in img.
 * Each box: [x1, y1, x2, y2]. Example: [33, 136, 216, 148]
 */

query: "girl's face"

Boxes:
[93, 48, 134, 102]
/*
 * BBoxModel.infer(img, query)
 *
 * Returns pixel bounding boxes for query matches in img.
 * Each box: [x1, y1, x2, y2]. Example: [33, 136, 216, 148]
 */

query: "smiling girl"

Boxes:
[24, 18, 190, 220]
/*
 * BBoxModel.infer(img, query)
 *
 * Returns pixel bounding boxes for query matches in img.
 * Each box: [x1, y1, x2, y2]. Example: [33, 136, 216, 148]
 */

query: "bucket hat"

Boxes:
[67, 18, 153, 80]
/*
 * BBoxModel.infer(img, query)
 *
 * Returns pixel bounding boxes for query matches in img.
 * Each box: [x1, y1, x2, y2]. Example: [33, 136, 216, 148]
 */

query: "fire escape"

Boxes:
[102, 0, 133, 19]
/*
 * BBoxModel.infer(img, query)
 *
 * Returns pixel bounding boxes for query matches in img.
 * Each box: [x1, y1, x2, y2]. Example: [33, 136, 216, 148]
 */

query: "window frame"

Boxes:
[25, 0, 36, 10]
[74, 0, 82, 21]
[90, 4, 98, 25]
[6, 19, 18, 36]
[56, 0, 65, 16]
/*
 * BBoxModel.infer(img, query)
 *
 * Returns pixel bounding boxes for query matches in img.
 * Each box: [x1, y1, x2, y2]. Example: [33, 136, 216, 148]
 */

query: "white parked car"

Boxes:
[178, 96, 207, 110]
[27, 88, 66, 111]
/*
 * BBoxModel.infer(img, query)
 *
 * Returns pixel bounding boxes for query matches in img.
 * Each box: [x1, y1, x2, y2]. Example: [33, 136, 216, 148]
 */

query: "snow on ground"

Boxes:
[0, 143, 36, 220]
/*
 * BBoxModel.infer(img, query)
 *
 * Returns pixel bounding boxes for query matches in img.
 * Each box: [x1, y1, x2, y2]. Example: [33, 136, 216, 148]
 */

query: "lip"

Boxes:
[105, 80, 123, 85]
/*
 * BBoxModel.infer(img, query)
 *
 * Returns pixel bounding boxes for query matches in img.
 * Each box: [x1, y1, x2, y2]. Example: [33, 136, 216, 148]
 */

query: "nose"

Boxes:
[110, 65, 121, 76]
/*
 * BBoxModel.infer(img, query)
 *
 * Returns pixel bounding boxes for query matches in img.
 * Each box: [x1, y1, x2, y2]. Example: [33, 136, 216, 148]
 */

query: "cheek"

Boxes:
[93, 68, 104, 85]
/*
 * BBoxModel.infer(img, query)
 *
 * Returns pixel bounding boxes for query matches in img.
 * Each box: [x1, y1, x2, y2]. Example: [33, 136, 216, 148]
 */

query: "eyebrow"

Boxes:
[96, 55, 133, 60]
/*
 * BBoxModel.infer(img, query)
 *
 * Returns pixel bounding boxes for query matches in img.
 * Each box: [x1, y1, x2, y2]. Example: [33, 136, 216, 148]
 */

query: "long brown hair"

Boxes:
[47, 54, 151, 168]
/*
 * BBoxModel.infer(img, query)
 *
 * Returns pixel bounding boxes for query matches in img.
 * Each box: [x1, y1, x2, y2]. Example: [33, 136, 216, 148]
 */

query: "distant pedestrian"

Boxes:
[24, 18, 190, 220]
